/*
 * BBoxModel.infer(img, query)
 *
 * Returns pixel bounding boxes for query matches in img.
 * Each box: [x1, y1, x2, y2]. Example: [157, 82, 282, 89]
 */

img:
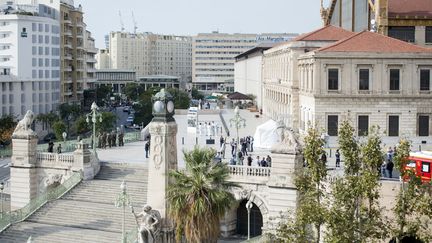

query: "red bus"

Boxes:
[405, 151, 432, 183]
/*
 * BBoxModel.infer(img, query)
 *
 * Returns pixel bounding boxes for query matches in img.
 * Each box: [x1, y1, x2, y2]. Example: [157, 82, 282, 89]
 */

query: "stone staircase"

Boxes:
[0, 162, 148, 243]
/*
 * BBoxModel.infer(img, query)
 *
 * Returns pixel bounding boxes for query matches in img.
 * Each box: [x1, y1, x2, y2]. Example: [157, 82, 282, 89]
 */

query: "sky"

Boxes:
[74, 0, 323, 48]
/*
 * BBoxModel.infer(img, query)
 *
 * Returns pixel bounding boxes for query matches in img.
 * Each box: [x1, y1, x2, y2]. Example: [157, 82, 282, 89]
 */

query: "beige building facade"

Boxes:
[262, 26, 432, 147]
[108, 32, 192, 88]
[60, 0, 96, 103]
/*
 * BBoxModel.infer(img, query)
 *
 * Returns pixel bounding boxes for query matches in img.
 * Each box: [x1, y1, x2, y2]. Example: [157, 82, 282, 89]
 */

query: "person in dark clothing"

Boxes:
[386, 159, 394, 178]
[48, 141, 54, 153]
[219, 136, 225, 147]
[145, 141, 150, 158]
[321, 152, 327, 166]
[335, 149, 341, 167]
[260, 158, 268, 167]
[247, 155, 252, 166]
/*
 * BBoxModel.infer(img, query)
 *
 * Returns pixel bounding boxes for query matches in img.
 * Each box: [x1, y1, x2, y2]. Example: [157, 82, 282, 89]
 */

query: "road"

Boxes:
[0, 158, 10, 183]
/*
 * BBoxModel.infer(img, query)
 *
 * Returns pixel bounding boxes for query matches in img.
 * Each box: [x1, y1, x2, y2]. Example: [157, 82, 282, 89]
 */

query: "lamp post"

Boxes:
[246, 199, 253, 240]
[86, 102, 103, 154]
[115, 180, 130, 243]
[0, 181, 4, 218]
[229, 106, 246, 164]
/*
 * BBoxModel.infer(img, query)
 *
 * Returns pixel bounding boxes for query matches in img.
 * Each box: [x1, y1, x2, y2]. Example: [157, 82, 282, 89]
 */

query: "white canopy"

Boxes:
[253, 119, 280, 149]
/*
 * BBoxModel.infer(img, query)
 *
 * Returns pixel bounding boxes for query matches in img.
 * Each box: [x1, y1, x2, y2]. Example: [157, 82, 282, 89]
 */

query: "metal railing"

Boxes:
[0, 172, 83, 232]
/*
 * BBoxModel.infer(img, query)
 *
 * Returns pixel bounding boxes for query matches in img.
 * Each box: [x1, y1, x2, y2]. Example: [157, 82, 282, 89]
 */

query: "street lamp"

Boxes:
[246, 199, 253, 240]
[229, 106, 246, 164]
[86, 102, 103, 154]
[115, 180, 130, 243]
[0, 181, 4, 218]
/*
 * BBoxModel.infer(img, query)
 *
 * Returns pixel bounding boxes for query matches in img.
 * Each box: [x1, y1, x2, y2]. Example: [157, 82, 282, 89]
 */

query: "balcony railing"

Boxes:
[228, 165, 271, 184]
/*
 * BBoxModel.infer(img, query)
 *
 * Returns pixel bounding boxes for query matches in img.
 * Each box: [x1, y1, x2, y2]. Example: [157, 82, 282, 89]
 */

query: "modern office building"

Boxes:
[95, 69, 135, 95]
[0, 2, 61, 117]
[137, 75, 180, 90]
[96, 48, 110, 69]
[108, 31, 192, 88]
[320, 0, 432, 46]
[60, 0, 97, 103]
[193, 32, 298, 93]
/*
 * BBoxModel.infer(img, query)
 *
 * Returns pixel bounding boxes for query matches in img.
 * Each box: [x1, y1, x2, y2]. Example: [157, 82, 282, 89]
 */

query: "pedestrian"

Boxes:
[321, 152, 327, 166]
[219, 142, 226, 159]
[266, 155, 272, 167]
[247, 155, 252, 166]
[386, 159, 394, 178]
[145, 141, 150, 158]
[219, 136, 225, 147]
[250, 136, 254, 152]
[230, 139, 236, 156]
[241, 141, 248, 156]
[260, 157, 267, 167]
[57, 144, 62, 154]
[255, 156, 260, 167]
[386, 147, 394, 162]
[48, 141, 54, 153]
[229, 156, 236, 165]
[335, 149, 341, 167]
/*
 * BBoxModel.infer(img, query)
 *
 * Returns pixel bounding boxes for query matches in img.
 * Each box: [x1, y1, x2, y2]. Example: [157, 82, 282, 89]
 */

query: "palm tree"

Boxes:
[167, 147, 238, 243]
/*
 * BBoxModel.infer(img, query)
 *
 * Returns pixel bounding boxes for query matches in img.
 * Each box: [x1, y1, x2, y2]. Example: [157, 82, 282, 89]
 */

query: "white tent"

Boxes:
[253, 119, 280, 149]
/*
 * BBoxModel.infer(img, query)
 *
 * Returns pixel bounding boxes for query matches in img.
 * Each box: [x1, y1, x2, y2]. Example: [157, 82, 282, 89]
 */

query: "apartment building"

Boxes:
[0, 2, 61, 117]
[320, 0, 432, 46]
[108, 32, 192, 88]
[96, 49, 110, 69]
[193, 32, 298, 93]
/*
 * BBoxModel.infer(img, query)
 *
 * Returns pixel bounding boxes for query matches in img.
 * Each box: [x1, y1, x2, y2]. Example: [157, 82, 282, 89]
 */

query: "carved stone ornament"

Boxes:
[132, 204, 162, 243]
[271, 127, 301, 154]
[13, 110, 36, 136]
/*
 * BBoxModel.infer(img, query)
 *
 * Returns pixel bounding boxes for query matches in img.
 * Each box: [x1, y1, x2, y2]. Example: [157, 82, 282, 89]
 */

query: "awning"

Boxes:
[227, 92, 252, 100]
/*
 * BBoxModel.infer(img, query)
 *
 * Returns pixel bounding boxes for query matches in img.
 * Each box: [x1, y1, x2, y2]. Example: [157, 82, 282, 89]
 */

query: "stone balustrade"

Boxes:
[228, 165, 271, 184]
[36, 152, 77, 169]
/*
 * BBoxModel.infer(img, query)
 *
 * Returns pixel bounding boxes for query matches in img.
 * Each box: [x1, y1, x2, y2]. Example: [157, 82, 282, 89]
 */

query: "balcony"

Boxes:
[64, 30, 72, 36]
[63, 90, 73, 96]
[64, 43, 72, 49]
[63, 18, 72, 24]
[64, 54, 73, 60]
[227, 165, 271, 184]
[86, 58, 97, 63]
[63, 66, 72, 72]
[63, 77, 73, 83]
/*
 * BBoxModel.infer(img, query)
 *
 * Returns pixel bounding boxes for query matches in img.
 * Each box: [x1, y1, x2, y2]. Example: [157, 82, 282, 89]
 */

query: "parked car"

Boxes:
[123, 106, 130, 112]
[126, 116, 134, 124]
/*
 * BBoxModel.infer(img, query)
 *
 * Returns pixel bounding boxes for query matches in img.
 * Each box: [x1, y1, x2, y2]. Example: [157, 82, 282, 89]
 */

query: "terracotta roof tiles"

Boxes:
[316, 31, 432, 53]
[389, 0, 432, 18]
[292, 25, 354, 42]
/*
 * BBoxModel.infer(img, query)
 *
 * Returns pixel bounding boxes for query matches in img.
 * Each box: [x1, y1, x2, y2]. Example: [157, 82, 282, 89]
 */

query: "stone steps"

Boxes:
[0, 163, 149, 242]
[0, 221, 121, 243]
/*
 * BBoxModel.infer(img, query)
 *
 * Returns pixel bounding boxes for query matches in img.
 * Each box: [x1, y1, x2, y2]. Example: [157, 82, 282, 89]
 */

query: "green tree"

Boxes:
[326, 122, 387, 242]
[52, 120, 66, 141]
[392, 139, 432, 242]
[95, 112, 117, 133]
[74, 116, 90, 136]
[191, 87, 204, 100]
[133, 87, 160, 127]
[96, 85, 112, 106]
[37, 112, 59, 132]
[58, 103, 81, 121]
[167, 147, 238, 243]
[0, 115, 17, 146]
[124, 83, 145, 101]
[276, 124, 327, 243]
[167, 88, 190, 109]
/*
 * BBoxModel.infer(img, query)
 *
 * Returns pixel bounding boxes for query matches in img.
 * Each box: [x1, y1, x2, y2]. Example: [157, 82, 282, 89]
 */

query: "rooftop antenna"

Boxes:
[119, 11, 125, 32]
[132, 11, 138, 34]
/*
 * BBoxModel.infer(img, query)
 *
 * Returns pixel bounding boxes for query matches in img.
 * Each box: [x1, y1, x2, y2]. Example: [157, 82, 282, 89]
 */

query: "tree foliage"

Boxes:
[167, 88, 190, 109]
[191, 87, 204, 100]
[74, 116, 90, 136]
[0, 115, 16, 145]
[95, 112, 117, 133]
[326, 122, 387, 242]
[392, 139, 432, 243]
[124, 83, 146, 101]
[167, 147, 238, 243]
[96, 85, 112, 106]
[52, 120, 66, 141]
[277, 124, 327, 243]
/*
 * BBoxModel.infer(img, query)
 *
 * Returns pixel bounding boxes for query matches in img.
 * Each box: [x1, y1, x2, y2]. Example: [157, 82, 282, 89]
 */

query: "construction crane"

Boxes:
[132, 11, 138, 34]
[119, 11, 125, 32]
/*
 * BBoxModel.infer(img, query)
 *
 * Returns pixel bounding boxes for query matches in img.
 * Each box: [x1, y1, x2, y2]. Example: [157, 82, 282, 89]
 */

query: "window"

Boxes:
[32, 46, 36, 55]
[328, 68, 339, 90]
[45, 58, 49, 67]
[32, 35, 36, 43]
[38, 58, 43, 67]
[327, 115, 338, 136]
[32, 58, 36, 67]
[38, 35, 43, 43]
[388, 26, 415, 43]
[388, 115, 399, 136]
[38, 23, 43, 32]
[45, 35, 49, 44]
[426, 26, 432, 44]
[390, 69, 400, 91]
[45, 47, 49, 55]
[422, 162, 430, 173]
[359, 69, 369, 90]
[38, 47, 43, 55]
[45, 24, 49, 33]
[358, 115, 369, 136]
[32, 23, 36, 31]
[420, 69, 430, 91]
[32, 70, 36, 78]
[419, 115, 429, 136]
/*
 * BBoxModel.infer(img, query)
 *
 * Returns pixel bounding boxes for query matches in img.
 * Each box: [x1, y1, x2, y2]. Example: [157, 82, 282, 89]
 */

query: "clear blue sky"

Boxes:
[75, 0, 323, 48]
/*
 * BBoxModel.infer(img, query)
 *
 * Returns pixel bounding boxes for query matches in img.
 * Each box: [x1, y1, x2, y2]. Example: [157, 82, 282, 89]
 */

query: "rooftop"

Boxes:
[292, 25, 353, 42]
[316, 30, 432, 53]
[389, 0, 432, 18]
[235, 43, 276, 60]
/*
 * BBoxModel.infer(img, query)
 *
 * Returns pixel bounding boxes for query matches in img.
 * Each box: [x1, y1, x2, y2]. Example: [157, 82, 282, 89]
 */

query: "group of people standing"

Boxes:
[98, 131, 124, 149]
[382, 146, 396, 178]
[47, 141, 62, 154]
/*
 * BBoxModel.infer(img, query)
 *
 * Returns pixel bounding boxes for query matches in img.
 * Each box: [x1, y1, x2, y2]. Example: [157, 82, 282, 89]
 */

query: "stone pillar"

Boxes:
[10, 133, 38, 210]
[147, 121, 177, 218]
[266, 151, 303, 219]
[73, 142, 95, 180]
